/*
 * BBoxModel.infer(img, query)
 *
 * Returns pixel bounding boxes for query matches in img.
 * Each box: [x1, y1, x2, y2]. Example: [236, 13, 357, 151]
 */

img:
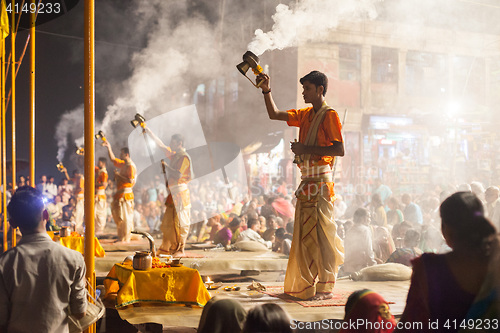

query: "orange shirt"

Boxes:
[95, 167, 108, 200]
[95, 167, 108, 190]
[164, 147, 192, 186]
[165, 147, 192, 207]
[113, 159, 136, 200]
[72, 175, 85, 198]
[287, 106, 343, 167]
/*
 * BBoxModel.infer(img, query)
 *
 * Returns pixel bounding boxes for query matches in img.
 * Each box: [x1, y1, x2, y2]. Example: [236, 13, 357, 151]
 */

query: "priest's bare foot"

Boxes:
[309, 292, 333, 301]
[172, 250, 186, 258]
[157, 248, 172, 255]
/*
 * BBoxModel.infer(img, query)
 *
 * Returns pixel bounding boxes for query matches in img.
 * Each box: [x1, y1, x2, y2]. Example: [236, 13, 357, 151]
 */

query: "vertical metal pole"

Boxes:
[0, 44, 2, 252]
[10, 0, 16, 246]
[29, 1, 35, 188]
[2, 38, 6, 252]
[84, 1, 96, 332]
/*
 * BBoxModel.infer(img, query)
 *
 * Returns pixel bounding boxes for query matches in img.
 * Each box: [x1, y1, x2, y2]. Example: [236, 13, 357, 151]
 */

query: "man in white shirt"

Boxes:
[342, 208, 377, 274]
[485, 186, 500, 230]
[36, 175, 48, 198]
[236, 217, 272, 249]
[45, 176, 59, 202]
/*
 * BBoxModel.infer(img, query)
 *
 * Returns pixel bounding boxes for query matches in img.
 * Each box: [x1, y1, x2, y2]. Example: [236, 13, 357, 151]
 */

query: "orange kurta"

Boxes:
[95, 166, 108, 199]
[284, 103, 345, 300]
[95, 166, 109, 232]
[113, 159, 136, 201]
[72, 175, 85, 200]
[287, 106, 343, 167]
[164, 147, 192, 183]
[164, 147, 192, 207]
[287, 106, 343, 201]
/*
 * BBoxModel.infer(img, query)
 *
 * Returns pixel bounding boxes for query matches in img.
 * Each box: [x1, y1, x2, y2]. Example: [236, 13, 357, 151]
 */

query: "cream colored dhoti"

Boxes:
[74, 194, 85, 232]
[160, 184, 191, 253]
[95, 188, 107, 233]
[111, 188, 134, 242]
[284, 164, 344, 300]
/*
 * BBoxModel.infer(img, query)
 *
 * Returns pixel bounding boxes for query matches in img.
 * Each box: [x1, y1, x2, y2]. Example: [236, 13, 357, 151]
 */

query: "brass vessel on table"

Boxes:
[133, 251, 153, 270]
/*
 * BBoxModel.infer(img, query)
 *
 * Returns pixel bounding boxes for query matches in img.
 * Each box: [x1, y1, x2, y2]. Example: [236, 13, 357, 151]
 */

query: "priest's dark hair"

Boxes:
[300, 70, 328, 96]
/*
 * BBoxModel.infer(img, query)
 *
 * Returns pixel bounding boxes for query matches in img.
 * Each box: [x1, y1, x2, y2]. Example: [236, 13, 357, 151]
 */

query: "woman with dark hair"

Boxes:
[396, 192, 497, 332]
[197, 297, 246, 333]
[242, 303, 292, 333]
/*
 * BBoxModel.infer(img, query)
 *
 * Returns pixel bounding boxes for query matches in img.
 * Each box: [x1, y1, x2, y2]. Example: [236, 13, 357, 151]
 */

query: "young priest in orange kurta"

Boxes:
[258, 70, 345, 300]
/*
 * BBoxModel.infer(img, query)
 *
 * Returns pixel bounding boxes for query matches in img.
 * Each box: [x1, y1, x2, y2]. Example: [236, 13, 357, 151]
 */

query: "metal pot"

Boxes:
[133, 251, 152, 270]
[60, 226, 70, 237]
[131, 230, 156, 258]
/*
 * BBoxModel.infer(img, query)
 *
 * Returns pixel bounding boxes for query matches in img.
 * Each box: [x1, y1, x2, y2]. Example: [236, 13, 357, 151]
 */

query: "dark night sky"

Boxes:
[10, 0, 141, 182]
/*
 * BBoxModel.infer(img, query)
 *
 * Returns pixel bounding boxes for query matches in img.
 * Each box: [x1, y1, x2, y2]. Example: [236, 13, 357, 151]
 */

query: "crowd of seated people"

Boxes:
[336, 181, 500, 332]
[186, 178, 499, 331]
[3, 171, 500, 331]
[185, 180, 295, 254]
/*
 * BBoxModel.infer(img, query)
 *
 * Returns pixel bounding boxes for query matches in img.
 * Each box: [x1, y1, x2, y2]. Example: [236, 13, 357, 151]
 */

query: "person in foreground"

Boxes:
[340, 289, 396, 333]
[257, 70, 345, 300]
[197, 297, 247, 333]
[396, 191, 497, 332]
[242, 303, 293, 333]
[0, 186, 87, 332]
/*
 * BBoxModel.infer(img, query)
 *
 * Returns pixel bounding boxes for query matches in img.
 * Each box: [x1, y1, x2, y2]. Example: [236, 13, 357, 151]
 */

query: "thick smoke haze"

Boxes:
[54, 0, 224, 163]
[248, 0, 379, 56]
[51, 0, 500, 189]
[54, 0, 380, 164]
[55, 105, 84, 162]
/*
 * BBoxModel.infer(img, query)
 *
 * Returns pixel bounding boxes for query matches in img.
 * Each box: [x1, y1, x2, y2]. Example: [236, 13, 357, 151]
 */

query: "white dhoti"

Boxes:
[74, 194, 85, 232]
[111, 188, 134, 242]
[284, 163, 344, 300]
[95, 189, 107, 233]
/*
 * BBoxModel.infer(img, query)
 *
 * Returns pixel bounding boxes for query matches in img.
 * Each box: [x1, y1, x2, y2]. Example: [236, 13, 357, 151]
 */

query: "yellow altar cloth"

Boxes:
[104, 263, 211, 308]
[47, 232, 106, 257]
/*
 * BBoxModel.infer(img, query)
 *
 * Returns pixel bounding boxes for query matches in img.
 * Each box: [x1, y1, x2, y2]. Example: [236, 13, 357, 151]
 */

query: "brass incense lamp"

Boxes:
[293, 154, 302, 164]
[236, 51, 265, 88]
[56, 162, 65, 172]
[76, 147, 85, 156]
[95, 130, 107, 142]
[292, 139, 302, 164]
[131, 113, 146, 129]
